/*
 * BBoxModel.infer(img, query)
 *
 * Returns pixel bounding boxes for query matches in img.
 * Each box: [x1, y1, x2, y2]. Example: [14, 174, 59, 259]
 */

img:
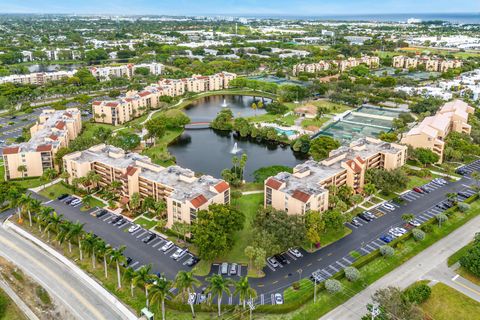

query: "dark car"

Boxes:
[456, 168, 467, 175]
[116, 219, 127, 226]
[185, 256, 200, 267]
[123, 257, 132, 267]
[358, 213, 372, 222]
[57, 194, 69, 200]
[274, 254, 287, 265]
[142, 233, 156, 244]
[95, 209, 108, 218]
[65, 198, 76, 205]
[419, 186, 430, 193]
[458, 192, 470, 199]
[110, 216, 122, 224]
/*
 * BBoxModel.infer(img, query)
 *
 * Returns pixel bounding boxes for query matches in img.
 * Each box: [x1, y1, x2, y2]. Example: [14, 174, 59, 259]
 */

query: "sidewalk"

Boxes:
[29, 178, 62, 193]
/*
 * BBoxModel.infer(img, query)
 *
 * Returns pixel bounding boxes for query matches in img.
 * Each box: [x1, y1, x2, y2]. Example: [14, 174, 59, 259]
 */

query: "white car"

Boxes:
[161, 241, 174, 252]
[288, 248, 303, 258]
[409, 220, 421, 227]
[274, 293, 283, 305]
[389, 228, 402, 237]
[267, 257, 280, 268]
[128, 225, 141, 233]
[70, 198, 81, 206]
[382, 203, 395, 211]
[395, 227, 407, 235]
[171, 248, 187, 260]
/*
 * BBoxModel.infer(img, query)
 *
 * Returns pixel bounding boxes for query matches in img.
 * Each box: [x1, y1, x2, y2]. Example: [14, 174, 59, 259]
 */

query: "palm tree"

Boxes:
[133, 264, 153, 307]
[95, 240, 110, 279]
[82, 233, 99, 269]
[17, 165, 27, 178]
[26, 198, 41, 227]
[35, 206, 53, 232]
[66, 222, 85, 258]
[109, 246, 126, 289]
[17, 193, 32, 220]
[44, 211, 63, 242]
[206, 274, 232, 317]
[41, 168, 57, 189]
[175, 271, 200, 317]
[401, 213, 415, 224]
[123, 267, 138, 297]
[472, 171, 480, 189]
[148, 277, 173, 320]
[82, 194, 94, 209]
[56, 220, 72, 250]
[234, 276, 257, 309]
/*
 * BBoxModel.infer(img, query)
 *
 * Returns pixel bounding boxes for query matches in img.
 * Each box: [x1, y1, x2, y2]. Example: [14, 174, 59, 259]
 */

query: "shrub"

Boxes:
[349, 250, 361, 259]
[458, 203, 470, 212]
[412, 228, 426, 241]
[344, 266, 360, 282]
[380, 245, 395, 257]
[421, 224, 434, 233]
[436, 213, 448, 225]
[325, 279, 342, 294]
[404, 283, 432, 304]
[0, 293, 7, 318]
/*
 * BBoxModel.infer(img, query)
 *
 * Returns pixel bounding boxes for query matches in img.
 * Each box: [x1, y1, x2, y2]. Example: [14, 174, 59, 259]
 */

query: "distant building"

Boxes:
[2, 109, 82, 180]
[0, 70, 77, 85]
[401, 100, 473, 163]
[89, 62, 164, 81]
[265, 137, 407, 215]
[392, 55, 462, 72]
[63, 144, 230, 228]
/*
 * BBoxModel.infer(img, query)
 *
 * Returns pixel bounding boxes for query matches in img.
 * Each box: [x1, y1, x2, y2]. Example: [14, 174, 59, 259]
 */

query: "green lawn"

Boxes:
[0, 287, 27, 320]
[219, 193, 263, 263]
[301, 117, 330, 129]
[133, 216, 157, 230]
[421, 282, 480, 320]
[80, 197, 105, 211]
[38, 182, 73, 199]
[405, 175, 433, 190]
[457, 266, 480, 286]
[285, 100, 352, 116]
[142, 128, 183, 166]
[10, 177, 45, 189]
[448, 241, 474, 266]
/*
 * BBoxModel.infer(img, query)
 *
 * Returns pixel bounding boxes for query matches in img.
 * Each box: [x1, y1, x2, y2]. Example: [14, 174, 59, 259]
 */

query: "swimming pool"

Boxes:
[275, 128, 297, 136]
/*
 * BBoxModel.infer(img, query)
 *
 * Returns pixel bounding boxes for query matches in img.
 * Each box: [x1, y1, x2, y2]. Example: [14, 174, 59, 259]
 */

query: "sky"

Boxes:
[0, 0, 479, 16]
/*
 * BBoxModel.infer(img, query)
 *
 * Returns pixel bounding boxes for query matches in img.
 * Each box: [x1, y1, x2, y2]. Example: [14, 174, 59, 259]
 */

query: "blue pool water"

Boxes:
[274, 128, 297, 136]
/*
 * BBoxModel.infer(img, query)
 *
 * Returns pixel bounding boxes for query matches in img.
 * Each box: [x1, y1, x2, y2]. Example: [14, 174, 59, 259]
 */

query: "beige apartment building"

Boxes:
[292, 61, 331, 76]
[401, 99, 473, 163]
[92, 72, 236, 125]
[0, 70, 76, 85]
[63, 144, 230, 228]
[2, 108, 81, 180]
[337, 56, 380, 72]
[392, 55, 462, 72]
[264, 137, 407, 215]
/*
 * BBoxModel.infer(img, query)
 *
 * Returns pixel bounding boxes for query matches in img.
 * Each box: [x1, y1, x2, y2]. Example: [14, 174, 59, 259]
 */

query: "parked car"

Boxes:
[220, 262, 229, 275]
[456, 168, 468, 175]
[413, 187, 424, 194]
[161, 241, 174, 252]
[142, 232, 156, 244]
[116, 219, 127, 227]
[230, 263, 237, 275]
[172, 248, 187, 260]
[267, 257, 280, 268]
[380, 235, 394, 243]
[110, 216, 122, 224]
[57, 194, 69, 200]
[408, 220, 421, 227]
[382, 203, 395, 211]
[65, 197, 75, 205]
[350, 217, 362, 227]
[95, 210, 108, 218]
[389, 228, 403, 237]
[358, 213, 372, 222]
[419, 186, 430, 193]
[364, 211, 376, 219]
[288, 248, 303, 258]
[184, 256, 200, 267]
[274, 254, 287, 265]
[274, 293, 283, 305]
[70, 199, 82, 206]
[394, 227, 407, 235]
[123, 257, 132, 267]
[128, 224, 141, 233]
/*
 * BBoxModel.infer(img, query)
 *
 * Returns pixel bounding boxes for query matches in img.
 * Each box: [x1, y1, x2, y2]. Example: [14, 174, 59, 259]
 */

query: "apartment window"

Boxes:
[190, 208, 197, 221]
[265, 187, 272, 205]
[224, 189, 230, 204]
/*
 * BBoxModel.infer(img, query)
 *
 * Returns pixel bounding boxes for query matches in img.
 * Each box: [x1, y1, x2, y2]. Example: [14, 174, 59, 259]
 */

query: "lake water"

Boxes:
[168, 95, 306, 180]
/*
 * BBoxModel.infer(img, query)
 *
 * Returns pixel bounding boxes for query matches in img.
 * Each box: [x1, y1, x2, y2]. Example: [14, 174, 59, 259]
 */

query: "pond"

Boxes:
[168, 95, 307, 181]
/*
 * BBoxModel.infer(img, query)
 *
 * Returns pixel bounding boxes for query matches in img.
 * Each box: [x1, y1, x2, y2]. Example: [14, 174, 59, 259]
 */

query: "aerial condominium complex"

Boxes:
[264, 137, 407, 215]
[89, 62, 164, 81]
[92, 71, 236, 125]
[63, 144, 230, 228]
[392, 55, 463, 72]
[292, 55, 380, 75]
[401, 100, 473, 163]
[0, 70, 77, 85]
[2, 108, 82, 180]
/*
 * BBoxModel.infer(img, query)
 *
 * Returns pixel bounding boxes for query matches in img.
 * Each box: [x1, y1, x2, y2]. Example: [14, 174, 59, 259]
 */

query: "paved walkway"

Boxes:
[242, 190, 264, 195]
[29, 178, 62, 193]
[321, 214, 480, 320]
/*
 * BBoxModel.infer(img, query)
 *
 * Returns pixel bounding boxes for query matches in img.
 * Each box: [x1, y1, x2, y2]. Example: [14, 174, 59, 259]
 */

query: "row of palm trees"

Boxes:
[13, 193, 257, 320]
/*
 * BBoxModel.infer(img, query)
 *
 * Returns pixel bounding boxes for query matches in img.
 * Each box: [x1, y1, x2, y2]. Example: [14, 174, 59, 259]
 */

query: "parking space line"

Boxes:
[321, 269, 332, 277]
[366, 244, 376, 251]
[360, 247, 370, 254]
[151, 239, 164, 248]
[343, 257, 353, 264]
[136, 231, 148, 239]
[134, 265, 143, 271]
[336, 261, 346, 268]
[103, 215, 113, 222]
[130, 261, 139, 268]
[329, 265, 339, 273]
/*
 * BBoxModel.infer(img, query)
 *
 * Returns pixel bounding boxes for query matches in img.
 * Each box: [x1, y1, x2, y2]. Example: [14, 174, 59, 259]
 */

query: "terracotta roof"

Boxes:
[63, 112, 72, 118]
[265, 178, 282, 190]
[36, 144, 52, 152]
[92, 101, 102, 106]
[126, 166, 137, 176]
[105, 102, 119, 107]
[214, 181, 229, 193]
[346, 159, 362, 174]
[49, 134, 58, 140]
[55, 121, 65, 130]
[2, 146, 19, 154]
[124, 98, 133, 102]
[355, 156, 366, 164]
[292, 189, 311, 203]
[138, 91, 151, 97]
[190, 194, 208, 208]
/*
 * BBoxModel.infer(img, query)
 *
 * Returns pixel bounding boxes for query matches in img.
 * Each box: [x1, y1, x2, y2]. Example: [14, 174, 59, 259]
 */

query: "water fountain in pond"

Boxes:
[230, 142, 242, 154]
[221, 98, 228, 107]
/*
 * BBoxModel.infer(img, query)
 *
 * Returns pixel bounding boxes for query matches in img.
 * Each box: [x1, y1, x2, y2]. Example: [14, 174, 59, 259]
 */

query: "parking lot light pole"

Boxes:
[314, 278, 317, 303]
[188, 293, 196, 318]
[247, 298, 255, 320]
[297, 268, 303, 282]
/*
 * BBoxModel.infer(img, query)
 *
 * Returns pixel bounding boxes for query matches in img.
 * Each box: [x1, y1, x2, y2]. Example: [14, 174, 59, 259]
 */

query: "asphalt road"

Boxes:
[20, 159, 480, 307]
[0, 210, 135, 320]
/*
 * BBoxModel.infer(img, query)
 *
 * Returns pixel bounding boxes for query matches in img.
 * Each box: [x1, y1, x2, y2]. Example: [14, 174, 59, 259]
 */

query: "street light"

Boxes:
[297, 268, 303, 282]
[247, 298, 255, 320]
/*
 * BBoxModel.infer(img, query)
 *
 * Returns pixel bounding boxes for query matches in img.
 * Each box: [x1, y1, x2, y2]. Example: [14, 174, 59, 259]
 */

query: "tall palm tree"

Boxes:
[109, 246, 126, 289]
[82, 233, 99, 269]
[206, 274, 232, 317]
[95, 240, 110, 279]
[17, 193, 32, 220]
[26, 198, 41, 227]
[66, 221, 85, 258]
[123, 267, 138, 297]
[56, 220, 72, 250]
[234, 276, 257, 309]
[44, 211, 63, 242]
[35, 206, 53, 232]
[133, 264, 153, 307]
[175, 270, 200, 318]
[148, 277, 173, 320]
